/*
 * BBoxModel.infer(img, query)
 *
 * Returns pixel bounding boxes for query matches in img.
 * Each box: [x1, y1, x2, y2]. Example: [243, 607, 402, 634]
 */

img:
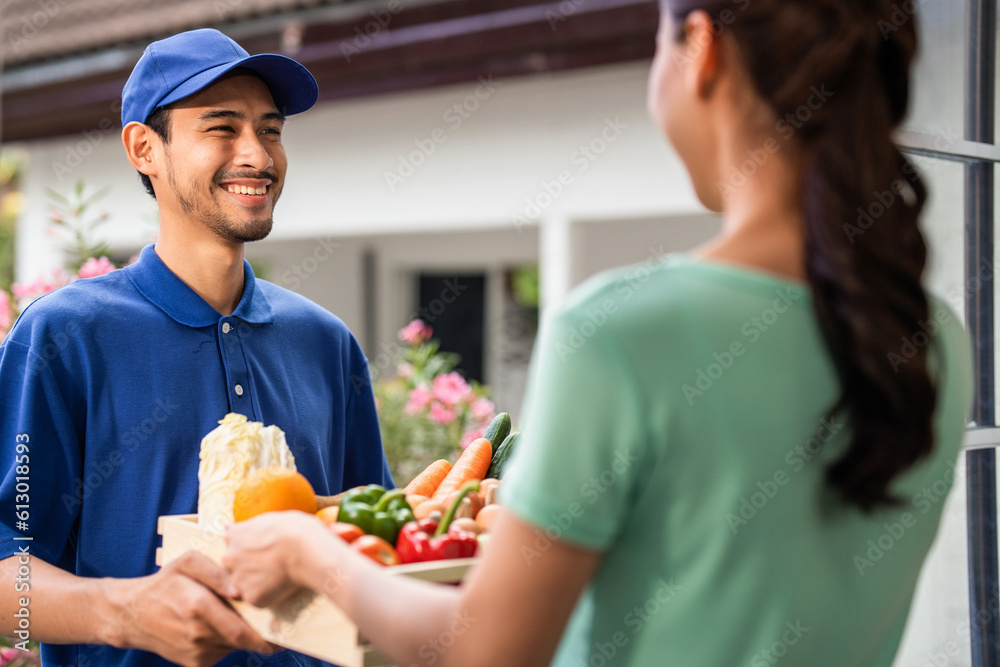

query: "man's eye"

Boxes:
[209, 125, 235, 132]
[261, 127, 282, 136]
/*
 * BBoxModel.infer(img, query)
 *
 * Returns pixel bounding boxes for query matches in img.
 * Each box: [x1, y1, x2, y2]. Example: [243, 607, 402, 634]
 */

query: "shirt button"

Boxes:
[222, 322, 231, 334]
[235, 384, 244, 396]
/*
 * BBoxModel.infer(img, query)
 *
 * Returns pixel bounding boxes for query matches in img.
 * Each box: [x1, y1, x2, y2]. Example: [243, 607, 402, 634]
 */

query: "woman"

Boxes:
[224, 1, 972, 664]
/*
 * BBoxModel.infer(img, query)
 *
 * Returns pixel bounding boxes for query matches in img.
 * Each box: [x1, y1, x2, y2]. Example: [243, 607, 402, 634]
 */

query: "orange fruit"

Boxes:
[233, 467, 317, 522]
[315, 506, 340, 525]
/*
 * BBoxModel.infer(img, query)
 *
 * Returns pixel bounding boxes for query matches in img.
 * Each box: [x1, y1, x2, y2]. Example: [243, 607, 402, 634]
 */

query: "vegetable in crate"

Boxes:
[353, 534, 401, 566]
[342, 484, 387, 506]
[482, 412, 512, 453]
[431, 438, 493, 502]
[402, 459, 452, 497]
[443, 488, 483, 520]
[480, 478, 500, 505]
[397, 481, 480, 564]
[485, 431, 520, 479]
[315, 505, 340, 524]
[338, 485, 415, 545]
[198, 413, 298, 532]
[476, 504, 501, 532]
[329, 522, 365, 544]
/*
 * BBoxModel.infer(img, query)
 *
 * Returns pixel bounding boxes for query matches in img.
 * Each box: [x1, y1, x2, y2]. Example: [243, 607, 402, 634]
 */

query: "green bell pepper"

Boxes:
[337, 488, 413, 545]
[342, 484, 386, 506]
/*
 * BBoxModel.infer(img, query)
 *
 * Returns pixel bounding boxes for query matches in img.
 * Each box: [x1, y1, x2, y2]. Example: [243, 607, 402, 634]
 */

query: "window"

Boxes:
[417, 272, 487, 382]
[894, 1, 999, 665]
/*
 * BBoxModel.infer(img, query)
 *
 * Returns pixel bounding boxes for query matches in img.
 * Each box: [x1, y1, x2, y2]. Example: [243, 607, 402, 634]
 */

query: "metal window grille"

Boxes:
[899, 1, 998, 664]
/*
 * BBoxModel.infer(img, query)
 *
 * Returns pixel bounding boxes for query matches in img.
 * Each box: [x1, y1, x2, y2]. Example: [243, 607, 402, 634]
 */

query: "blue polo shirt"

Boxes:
[0, 244, 393, 667]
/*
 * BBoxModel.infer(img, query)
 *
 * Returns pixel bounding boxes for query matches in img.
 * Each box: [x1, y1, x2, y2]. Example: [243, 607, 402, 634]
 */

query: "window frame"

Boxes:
[898, 0, 998, 663]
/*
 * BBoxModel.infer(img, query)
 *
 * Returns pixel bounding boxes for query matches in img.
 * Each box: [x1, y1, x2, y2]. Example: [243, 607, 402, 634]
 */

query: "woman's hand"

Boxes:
[222, 510, 332, 608]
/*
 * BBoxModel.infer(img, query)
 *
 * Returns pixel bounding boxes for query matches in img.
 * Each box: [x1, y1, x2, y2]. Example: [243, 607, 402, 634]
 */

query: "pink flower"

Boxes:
[404, 385, 432, 415]
[0, 291, 12, 332]
[460, 427, 485, 449]
[471, 397, 495, 422]
[12, 268, 71, 302]
[396, 362, 415, 379]
[77, 256, 116, 279]
[399, 319, 432, 346]
[429, 402, 457, 425]
[432, 372, 473, 407]
[0, 647, 20, 666]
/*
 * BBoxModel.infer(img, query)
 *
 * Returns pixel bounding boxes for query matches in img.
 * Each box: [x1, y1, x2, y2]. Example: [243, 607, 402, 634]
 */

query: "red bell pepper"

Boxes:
[397, 481, 480, 564]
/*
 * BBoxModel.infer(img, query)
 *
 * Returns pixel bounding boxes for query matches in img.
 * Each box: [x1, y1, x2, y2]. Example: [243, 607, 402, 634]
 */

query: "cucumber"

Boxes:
[482, 412, 512, 454]
[486, 431, 519, 479]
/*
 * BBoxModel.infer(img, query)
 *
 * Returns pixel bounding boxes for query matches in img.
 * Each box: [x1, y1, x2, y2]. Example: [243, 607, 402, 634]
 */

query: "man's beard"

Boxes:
[189, 202, 274, 244]
[167, 158, 279, 244]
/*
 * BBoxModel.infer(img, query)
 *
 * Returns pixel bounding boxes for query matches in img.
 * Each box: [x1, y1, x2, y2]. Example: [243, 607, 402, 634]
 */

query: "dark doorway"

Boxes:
[417, 273, 486, 383]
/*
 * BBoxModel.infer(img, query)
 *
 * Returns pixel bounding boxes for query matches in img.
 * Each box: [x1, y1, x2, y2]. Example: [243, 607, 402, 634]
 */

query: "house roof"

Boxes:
[1, 0, 659, 141]
[1, 0, 345, 67]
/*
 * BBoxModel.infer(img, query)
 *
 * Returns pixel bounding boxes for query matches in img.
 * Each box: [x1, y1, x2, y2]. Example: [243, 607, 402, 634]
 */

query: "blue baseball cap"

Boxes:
[121, 28, 318, 127]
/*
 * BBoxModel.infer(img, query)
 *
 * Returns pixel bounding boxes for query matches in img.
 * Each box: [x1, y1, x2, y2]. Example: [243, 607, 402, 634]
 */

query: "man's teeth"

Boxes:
[226, 185, 267, 195]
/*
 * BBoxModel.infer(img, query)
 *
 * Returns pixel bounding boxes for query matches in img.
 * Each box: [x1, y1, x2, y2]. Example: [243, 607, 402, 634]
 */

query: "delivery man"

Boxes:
[0, 28, 393, 667]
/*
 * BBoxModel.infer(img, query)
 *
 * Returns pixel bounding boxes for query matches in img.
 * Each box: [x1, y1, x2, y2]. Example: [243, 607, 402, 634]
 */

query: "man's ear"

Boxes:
[682, 11, 722, 100]
[121, 121, 158, 176]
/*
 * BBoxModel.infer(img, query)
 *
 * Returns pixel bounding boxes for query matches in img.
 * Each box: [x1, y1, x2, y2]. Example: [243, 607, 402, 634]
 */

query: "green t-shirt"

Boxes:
[501, 253, 973, 666]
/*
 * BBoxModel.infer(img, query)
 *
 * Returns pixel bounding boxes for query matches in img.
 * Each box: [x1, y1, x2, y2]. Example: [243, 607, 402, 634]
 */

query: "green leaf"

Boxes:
[44, 187, 69, 205]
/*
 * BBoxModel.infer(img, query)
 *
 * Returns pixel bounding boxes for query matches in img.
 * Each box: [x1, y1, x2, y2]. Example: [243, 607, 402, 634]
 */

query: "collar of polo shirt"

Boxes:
[124, 245, 275, 327]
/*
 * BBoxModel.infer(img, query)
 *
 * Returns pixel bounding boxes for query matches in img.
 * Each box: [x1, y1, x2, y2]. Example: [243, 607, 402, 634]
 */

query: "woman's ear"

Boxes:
[682, 11, 722, 100]
[121, 121, 157, 176]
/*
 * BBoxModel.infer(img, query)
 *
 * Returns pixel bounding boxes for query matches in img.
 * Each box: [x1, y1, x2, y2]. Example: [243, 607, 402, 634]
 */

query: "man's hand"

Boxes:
[105, 550, 274, 667]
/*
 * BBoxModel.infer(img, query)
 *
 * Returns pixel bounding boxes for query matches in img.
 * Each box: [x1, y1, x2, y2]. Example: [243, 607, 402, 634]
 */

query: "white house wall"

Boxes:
[12, 60, 701, 284]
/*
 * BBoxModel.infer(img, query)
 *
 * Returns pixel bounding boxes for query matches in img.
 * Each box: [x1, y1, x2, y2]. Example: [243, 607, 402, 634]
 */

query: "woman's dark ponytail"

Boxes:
[672, 0, 936, 512]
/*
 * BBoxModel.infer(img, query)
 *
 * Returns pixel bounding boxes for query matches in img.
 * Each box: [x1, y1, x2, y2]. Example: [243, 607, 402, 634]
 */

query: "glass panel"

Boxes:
[903, 1, 965, 140]
[893, 452, 971, 666]
[913, 155, 965, 321]
[890, 155, 972, 664]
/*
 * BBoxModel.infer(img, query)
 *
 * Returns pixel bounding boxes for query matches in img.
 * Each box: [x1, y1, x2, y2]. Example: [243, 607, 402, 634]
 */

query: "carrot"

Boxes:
[403, 459, 453, 497]
[432, 438, 493, 503]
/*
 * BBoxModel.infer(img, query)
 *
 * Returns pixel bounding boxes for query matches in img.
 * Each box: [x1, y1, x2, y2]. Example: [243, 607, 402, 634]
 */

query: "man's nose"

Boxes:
[234, 130, 274, 172]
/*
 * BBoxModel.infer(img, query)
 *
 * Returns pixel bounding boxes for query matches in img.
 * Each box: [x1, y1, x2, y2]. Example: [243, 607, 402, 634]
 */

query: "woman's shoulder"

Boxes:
[555, 252, 807, 340]
[563, 253, 703, 315]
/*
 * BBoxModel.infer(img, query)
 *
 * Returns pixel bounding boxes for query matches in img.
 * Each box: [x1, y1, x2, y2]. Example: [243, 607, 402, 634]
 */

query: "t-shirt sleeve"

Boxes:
[341, 336, 395, 490]
[0, 340, 83, 566]
[500, 307, 648, 551]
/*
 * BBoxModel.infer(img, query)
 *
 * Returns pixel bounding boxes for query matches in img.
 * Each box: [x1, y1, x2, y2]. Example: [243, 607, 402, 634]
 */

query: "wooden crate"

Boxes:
[156, 514, 478, 667]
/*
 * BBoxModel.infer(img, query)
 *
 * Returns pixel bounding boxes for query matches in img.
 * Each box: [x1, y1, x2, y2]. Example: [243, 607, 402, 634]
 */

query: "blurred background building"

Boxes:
[0, 0, 986, 665]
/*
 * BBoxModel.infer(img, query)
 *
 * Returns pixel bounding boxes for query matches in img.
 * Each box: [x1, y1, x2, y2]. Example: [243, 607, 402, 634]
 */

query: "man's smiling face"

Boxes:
[152, 72, 288, 244]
